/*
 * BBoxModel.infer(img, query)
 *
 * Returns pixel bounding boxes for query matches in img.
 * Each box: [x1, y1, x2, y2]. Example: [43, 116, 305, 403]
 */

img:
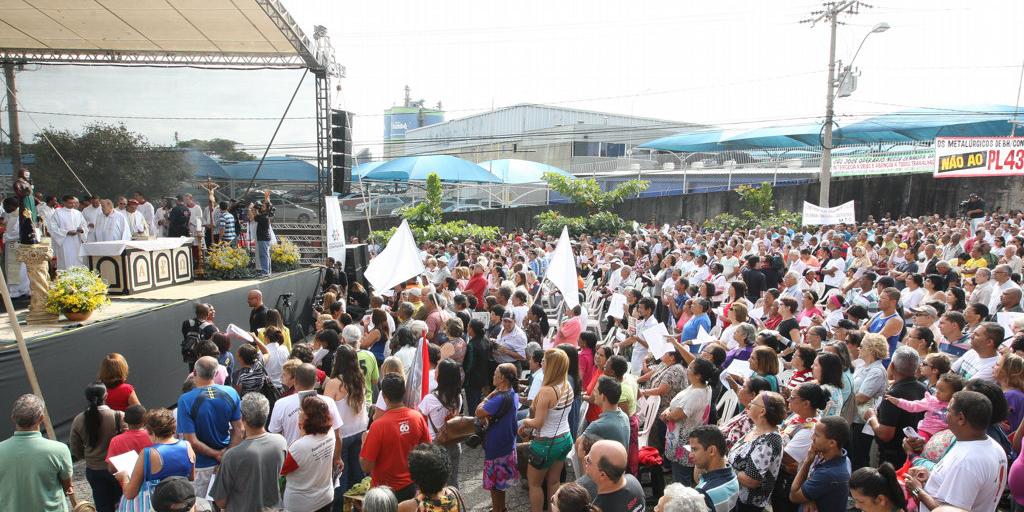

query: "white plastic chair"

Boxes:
[636, 395, 662, 447]
[716, 389, 739, 424]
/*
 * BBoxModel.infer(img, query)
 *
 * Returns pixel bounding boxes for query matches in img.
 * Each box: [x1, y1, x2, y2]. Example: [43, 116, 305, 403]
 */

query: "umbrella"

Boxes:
[361, 155, 501, 183]
[476, 159, 574, 184]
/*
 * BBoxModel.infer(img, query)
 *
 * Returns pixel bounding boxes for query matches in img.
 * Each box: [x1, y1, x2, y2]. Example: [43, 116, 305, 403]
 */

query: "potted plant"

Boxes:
[205, 242, 254, 280]
[270, 237, 301, 272]
[45, 267, 110, 322]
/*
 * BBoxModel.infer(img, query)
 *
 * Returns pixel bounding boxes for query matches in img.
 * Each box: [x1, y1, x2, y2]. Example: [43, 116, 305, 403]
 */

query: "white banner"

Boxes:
[832, 149, 934, 177]
[324, 196, 346, 268]
[934, 137, 1024, 178]
[801, 200, 856, 226]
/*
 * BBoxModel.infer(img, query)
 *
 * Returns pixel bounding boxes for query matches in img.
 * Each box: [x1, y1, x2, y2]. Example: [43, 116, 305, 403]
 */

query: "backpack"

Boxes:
[259, 374, 281, 413]
[181, 319, 210, 364]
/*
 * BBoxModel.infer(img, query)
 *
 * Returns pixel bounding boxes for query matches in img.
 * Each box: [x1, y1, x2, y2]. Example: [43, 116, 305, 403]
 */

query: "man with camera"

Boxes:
[963, 193, 986, 235]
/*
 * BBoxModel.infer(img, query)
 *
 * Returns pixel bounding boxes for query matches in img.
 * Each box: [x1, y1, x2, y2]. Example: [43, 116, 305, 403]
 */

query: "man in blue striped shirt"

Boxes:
[689, 425, 739, 512]
[216, 202, 237, 245]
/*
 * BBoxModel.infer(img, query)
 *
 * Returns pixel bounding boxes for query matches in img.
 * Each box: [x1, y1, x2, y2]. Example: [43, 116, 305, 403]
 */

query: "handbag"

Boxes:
[528, 385, 571, 470]
[464, 390, 513, 448]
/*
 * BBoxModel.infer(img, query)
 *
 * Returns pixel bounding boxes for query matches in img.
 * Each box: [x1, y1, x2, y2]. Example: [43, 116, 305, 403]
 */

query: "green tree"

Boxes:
[542, 172, 648, 214]
[705, 182, 802, 230]
[735, 183, 775, 219]
[401, 172, 443, 229]
[31, 123, 192, 199]
[176, 138, 255, 161]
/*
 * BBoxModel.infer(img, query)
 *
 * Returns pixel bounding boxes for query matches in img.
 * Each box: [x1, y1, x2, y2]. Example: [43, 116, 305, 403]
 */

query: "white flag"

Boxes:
[324, 195, 346, 268]
[364, 219, 425, 293]
[546, 226, 579, 308]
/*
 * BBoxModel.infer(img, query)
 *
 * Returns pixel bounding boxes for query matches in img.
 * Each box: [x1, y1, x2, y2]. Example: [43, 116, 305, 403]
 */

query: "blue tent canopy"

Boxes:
[222, 156, 318, 182]
[184, 149, 232, 180]
[361, 155, 501, 183]
[352, 160, 388, 182]
[640, 105, 1022, 152]
[476, 159, 573, 184]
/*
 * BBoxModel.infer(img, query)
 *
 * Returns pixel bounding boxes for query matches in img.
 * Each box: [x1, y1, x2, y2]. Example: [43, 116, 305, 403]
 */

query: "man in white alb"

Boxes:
[125, 200, 151, 240]
[2, 197, 30, 297]
[93, 199, 130, 243]
[81, 195, 102, 242]
[132, 192, 157, 238]
[47, 195, 89, 269]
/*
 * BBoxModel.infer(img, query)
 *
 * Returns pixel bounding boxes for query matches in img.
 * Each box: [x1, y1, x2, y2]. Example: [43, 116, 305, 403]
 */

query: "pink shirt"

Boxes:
[893, 392, 949, 436]
[552, 316, 582, 347]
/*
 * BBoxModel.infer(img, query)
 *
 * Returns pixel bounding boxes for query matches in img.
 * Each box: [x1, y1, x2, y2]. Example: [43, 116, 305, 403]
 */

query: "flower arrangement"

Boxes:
[270, 237, 301, 272]
[205, 242, 255, 280]
[45, 267, 110, 315]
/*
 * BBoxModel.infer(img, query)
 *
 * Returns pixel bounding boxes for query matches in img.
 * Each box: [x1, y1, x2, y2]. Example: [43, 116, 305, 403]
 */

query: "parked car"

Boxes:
[240, 192, 316, 223]
[443, 203, 486, 213]
[355, 196, 408, 215]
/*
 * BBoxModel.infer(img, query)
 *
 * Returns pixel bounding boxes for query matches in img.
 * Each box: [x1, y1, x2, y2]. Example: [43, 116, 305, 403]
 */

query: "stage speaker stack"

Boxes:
[331, 109, 353, 195]
[345, 244, 369, 288]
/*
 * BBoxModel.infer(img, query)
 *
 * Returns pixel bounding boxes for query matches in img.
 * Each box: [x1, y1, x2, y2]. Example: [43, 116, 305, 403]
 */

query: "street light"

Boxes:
[818, 19, 890, 207]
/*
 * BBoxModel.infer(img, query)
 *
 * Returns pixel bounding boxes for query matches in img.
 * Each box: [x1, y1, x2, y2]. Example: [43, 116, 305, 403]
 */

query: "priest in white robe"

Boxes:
[47, 196, 89, 269]
[133, 193, 157, 238]
[94, 199, 131, 243]
[2, 197, 30, 297]
[81, 195, 102, 242]
[125, 200, 151, 240]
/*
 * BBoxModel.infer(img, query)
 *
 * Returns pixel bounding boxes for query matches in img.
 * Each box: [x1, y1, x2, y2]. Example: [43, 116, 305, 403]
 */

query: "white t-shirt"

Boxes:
[418, 392, 463, 439]
[630, 315, 657, 375]
[822, 258, 846, 288]
[900, 287, 925, 309]
[922, 437, 1007, 512]
[951, 350, 999, 382]
[784, 424, 814, 462]
[283, 432, 336, 512]
[268, 391, 343, 445]
[264, 342, 289, 387]
[511, 305, 529, 327]
[721, 256, 741, 278]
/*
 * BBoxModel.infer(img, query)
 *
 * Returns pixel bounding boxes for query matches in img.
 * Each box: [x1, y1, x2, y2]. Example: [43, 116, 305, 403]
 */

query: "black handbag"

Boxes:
[528, 386, 571, 470]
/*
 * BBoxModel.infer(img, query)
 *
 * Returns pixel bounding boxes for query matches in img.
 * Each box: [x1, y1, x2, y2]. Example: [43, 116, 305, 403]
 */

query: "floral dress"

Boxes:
[720, 412, 755, 452]
[727, 430, 784, 508]
[647, 362, 688, 415]
[664, 386, 712, 464]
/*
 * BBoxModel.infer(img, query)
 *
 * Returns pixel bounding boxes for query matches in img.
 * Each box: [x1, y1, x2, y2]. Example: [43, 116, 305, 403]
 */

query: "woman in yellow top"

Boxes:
[257, 308, 292, 352]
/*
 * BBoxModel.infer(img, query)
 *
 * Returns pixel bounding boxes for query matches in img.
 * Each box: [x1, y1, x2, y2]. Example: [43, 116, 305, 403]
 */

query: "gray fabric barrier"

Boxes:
[0, 267, 321, 440]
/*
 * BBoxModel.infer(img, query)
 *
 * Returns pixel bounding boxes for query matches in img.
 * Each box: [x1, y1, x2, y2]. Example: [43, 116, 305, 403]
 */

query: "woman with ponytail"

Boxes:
[849, 463, 907, 512]
[70, 382, 126, 512]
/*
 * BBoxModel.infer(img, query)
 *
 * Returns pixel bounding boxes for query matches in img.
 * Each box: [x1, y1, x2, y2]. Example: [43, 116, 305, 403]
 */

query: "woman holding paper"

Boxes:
[117, 408, 196, 512]
[679, 298, 714, 351]
[776, 297, 802, 345]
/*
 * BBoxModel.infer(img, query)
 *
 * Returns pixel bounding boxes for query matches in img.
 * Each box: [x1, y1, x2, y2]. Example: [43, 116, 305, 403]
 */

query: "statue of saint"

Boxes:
[13, 168, 38, 244]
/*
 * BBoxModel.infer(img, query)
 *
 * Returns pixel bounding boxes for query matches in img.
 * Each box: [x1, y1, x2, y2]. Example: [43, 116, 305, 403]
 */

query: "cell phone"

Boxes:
[903, 426, 923, 440]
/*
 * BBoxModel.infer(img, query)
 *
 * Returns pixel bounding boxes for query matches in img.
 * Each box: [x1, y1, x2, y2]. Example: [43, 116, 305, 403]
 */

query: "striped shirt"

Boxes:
[696, 465, 740, 512]
[217, 210, 237, 241]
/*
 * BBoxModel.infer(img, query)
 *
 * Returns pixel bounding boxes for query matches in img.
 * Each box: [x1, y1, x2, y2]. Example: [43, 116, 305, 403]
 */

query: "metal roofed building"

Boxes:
[398, 104, 705, 174]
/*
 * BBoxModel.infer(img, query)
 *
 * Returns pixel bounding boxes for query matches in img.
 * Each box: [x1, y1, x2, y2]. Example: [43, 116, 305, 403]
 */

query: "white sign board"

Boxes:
[801, 201, 856, 226]
[324, 195, 346, 268]
[641, 323, 671, 359]
[934, 137, 1024, 178]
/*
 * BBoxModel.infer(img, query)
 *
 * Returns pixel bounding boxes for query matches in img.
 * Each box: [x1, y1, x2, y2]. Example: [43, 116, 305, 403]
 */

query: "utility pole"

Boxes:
[803, 1, 865, 207]
[3, 62, 22, 173]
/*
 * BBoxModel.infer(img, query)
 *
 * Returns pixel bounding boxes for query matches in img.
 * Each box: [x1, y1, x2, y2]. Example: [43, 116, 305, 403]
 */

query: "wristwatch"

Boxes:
[910, 488, 921, 498]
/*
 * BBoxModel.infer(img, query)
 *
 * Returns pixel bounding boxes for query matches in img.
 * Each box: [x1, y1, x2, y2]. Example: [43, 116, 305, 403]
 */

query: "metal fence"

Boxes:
[274, 222, 325, 266]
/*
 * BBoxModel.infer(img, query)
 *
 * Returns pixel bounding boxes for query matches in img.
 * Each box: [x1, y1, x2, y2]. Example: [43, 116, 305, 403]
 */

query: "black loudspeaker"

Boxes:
[330, 109, 353, 194]
[345, 244, 369, 288]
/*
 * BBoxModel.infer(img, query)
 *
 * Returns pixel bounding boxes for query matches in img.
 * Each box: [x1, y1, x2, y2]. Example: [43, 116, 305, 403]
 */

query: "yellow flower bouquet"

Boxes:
[205, 242, 254, 280]
[270, 237, 300, 272]
[45, 267, 110, 315]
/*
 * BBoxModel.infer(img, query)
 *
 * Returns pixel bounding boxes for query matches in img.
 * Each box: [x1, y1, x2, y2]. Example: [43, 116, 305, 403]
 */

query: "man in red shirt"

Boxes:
[104, 405, 152, 471]
[360, 373, 430, 501]
[465, 263, 489, 310]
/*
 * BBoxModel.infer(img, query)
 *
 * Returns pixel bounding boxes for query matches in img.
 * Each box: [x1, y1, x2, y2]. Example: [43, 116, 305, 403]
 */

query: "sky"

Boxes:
[3, 0, 1023, 162]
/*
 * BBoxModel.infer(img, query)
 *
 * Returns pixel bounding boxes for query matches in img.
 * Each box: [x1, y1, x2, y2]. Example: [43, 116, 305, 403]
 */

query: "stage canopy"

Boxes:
[0, 0, 318, 68]
[640, 105, 1021, 153]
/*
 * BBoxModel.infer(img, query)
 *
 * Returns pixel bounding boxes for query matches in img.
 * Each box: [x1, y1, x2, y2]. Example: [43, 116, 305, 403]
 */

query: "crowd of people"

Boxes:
[5, 194, 1024, 512]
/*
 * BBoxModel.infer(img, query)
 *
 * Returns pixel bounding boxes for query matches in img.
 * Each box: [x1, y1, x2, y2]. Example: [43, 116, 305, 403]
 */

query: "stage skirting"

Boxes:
[0, 268, 321, 440]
